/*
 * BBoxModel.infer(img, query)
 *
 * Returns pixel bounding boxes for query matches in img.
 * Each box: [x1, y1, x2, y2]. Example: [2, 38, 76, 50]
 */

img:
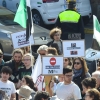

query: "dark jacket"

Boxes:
[4, 60, 23, 83]
[47, 40, 63, 55]
[55, 9, 84, 40]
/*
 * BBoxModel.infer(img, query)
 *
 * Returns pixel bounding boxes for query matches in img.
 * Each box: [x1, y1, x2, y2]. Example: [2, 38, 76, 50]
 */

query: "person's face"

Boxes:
[63, 58, 69, 67]
[53, 32, 61, 41]
[21, 78, 27, 86]
[82, 85, 89, 93]
[74, 59, 82, 70]
[13, 53, 22, 63]
[1, 73, 10, 82]
[85, 92, 93, 100]
[92, 75, 100, 88]
[63, 72, 73, 84]
[39, 50, 47, 55]
[22, 56, 31, 67]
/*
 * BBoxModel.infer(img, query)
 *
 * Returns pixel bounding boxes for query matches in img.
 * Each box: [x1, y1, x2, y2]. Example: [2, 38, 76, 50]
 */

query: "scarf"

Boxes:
[73, 68, 83, 78]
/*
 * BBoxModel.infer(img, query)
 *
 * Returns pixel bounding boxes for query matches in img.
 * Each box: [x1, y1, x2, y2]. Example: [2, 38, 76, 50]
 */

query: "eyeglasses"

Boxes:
[85, 95, 90, 97]
[74, 62, 80, 65]
[54, 34, 60, 36]
[65, 75, 73, 77]
[22, 59, 31, 61]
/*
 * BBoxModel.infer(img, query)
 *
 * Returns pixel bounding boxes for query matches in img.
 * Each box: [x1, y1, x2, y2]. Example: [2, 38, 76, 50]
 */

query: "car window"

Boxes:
[0, 6, 17, 25]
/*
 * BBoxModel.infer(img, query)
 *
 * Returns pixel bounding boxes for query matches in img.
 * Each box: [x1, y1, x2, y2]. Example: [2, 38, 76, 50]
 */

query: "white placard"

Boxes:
[11, 31, 34, 49]
[42, 56, 63, 75]
[63, 40, 85, 57]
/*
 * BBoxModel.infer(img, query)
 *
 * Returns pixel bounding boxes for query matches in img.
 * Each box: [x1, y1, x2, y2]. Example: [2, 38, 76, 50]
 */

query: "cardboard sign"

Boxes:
[63, 40, 85, 57]
[42, 56, 63, 75]
[11, 31, 34, 49]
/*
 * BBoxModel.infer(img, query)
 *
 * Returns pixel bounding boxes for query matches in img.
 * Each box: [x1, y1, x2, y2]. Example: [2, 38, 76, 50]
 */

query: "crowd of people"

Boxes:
[0, 26, 100, 100]
[0, 0, 99, 99]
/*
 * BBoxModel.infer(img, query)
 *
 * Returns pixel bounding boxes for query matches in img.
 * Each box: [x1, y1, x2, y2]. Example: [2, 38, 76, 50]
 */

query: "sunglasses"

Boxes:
[22, 59, 31, 61]
[74, 62, 80, 65]
[40, 53, 45, 55]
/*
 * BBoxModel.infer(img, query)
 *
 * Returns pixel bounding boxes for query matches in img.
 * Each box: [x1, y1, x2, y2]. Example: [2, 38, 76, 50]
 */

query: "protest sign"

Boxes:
[11, 31, 34, 49]
[42, 56, 63, 75]
[63, 40, 85, 57]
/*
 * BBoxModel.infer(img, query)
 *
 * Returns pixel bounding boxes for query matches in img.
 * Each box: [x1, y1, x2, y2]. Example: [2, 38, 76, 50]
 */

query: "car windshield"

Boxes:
[0, 6, 17, 25]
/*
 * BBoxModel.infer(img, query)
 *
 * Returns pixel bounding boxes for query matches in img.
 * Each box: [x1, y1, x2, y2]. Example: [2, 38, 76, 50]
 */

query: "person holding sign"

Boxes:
[55, 0, 84, 40]
[50, 67, 82, 100]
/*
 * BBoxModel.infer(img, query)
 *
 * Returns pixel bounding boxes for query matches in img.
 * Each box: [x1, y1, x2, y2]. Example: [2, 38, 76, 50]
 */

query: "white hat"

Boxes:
[17, 85, 32, 99]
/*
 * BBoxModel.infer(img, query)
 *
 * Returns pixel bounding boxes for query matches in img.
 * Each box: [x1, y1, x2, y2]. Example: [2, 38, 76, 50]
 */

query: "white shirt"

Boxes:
[0, 80, 16, 99]
[54, 81, 82, 100]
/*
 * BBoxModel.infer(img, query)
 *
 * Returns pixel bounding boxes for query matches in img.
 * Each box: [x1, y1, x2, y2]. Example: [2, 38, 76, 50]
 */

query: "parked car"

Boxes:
[0, 0, 92, 26]
[0, 6, 51, 60]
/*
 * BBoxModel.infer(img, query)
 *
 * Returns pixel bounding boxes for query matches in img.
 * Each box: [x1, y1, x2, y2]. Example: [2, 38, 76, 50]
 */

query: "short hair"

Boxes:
[68, 1, 76, 9]
[37, 45, 48, 54]
[23, 53, 34, 66]
[49, 27, 61, 39]
[34, 91, 49, 100]
[92, 71, 100, 78]
[47, 47, 58, 55]
[87, 88, 100, 100]
[63, 67, 72, 75]
[12, 49, 23, 57]
[0, 49, 3, 55]
[1, 66, 12, 75]
[81, 77, 96, 88]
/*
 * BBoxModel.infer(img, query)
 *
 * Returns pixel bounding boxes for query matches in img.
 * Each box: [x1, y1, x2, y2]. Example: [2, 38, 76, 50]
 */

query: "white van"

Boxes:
[0, 0, 92, 26]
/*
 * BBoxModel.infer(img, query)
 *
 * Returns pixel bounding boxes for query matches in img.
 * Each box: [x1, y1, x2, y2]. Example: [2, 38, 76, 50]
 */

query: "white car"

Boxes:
[0, 0, 92, 26]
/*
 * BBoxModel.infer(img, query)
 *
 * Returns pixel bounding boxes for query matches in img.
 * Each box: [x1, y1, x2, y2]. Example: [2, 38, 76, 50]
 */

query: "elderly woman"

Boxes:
[37, 45, 48, 56]
[47, 27, 63, 54]
[72, 57, 91, 97]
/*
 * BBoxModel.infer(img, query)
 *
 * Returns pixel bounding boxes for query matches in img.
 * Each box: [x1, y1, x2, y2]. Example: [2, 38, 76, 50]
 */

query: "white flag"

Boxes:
[31, 54, 44, 91]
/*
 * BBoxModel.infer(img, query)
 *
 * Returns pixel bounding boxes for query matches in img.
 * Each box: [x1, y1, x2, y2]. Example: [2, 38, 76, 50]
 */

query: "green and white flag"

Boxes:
[14, 0, 34, 41]
[91, 15, 100, 50]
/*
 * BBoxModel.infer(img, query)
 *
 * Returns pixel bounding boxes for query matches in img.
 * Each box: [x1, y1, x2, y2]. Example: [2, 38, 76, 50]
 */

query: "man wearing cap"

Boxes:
[55, 0, 84, 40]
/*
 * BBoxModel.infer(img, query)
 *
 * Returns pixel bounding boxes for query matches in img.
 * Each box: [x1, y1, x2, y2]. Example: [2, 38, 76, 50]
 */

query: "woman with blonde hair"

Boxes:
[72, 57, 91, 97]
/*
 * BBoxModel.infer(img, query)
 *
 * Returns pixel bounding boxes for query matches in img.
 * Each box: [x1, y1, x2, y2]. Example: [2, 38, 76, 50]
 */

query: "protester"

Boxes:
[47, 27, 63, 54]
[55, 0, 84, 40]
[85, 88, 100, 100]
[21, 75, 37, 100]
[51, 67, 82, 100]
[4, 49, 24, 88]
[0, 66, 16, 99]
[0, 49, 5, 71]
[92, 71, 100, 92]
[18, 53, 34, 88]
[17, 85, 32, 100]
[72, 57, 91, 94]
[81, 77, 97, 93]
[37, 45, 48, 56]
[47, 47, 58, 55]
[34, 91, 50, 100]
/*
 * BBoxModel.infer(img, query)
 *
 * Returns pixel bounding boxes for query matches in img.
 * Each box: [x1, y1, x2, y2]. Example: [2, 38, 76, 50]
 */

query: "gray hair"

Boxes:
[37, 45, 48, 53]
[92, 71, 100, 78]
